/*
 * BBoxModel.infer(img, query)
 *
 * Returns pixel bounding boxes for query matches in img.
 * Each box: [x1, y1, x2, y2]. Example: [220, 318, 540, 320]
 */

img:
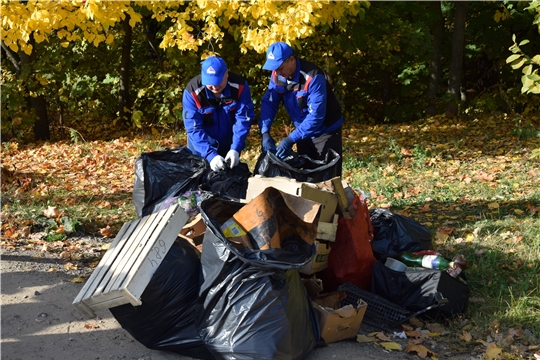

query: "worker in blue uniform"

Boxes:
[183, 56, 255, 171]
[259, 42, 344, 176]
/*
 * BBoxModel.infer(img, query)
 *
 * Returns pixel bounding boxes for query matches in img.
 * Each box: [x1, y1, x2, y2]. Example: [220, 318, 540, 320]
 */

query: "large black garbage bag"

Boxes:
[254, 149, 340, 183]
[371, 261, 470, 318]
[109, 240, 214, 359]
[369, 208, 432, 261]
[133, 146, 209, 217]
[200, 162, 251, 200]
[196, 198, 321, 360]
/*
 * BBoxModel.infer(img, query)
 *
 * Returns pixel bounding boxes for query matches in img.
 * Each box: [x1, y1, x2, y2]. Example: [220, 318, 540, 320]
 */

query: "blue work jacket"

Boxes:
[182, 72, 254, 162]
[259, 58, 343, 143]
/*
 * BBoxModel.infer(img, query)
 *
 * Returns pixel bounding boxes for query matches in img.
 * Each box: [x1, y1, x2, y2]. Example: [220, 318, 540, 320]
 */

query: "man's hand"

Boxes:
[209, 155, 226, 171]
[276, 137, 294, 159]
[225, 150, 240, 168]
[262, 132, 277, 154]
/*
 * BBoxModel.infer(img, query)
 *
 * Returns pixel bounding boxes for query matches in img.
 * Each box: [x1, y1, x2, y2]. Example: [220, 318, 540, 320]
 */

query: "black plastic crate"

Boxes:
[338, 283, 414, 331]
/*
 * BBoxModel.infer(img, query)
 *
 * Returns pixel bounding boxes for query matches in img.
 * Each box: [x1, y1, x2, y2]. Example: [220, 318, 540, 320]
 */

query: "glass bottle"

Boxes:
[446, 255, 468, 278]
[399, 251, 451, 270]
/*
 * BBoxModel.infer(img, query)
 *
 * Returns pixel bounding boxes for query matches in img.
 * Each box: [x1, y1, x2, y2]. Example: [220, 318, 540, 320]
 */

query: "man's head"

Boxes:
[263, 42, 294, 72]
[201, 56, 228, 95]
[201, 56, 228, 86]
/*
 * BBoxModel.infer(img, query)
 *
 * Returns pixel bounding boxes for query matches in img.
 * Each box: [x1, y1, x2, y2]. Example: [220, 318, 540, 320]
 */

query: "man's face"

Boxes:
[206, 71, 229, 96]
[275, 56, 295, 80]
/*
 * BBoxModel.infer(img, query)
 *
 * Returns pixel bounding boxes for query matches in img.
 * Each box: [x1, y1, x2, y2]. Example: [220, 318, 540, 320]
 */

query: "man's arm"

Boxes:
[182, 90, 219, 161]
[230, 81, 255, 153]
[258, 76, 282, 134]
[288, 74, 327, 143]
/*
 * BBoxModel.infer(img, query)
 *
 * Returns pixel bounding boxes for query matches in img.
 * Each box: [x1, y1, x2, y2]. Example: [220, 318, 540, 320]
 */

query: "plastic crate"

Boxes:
[338, 283, 413, 331]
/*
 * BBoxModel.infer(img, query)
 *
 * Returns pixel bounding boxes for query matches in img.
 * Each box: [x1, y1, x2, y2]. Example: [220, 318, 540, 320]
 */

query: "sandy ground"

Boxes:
[0, 246, 475, 360]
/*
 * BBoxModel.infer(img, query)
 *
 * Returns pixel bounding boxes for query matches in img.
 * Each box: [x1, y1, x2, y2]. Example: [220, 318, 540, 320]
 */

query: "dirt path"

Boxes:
[0, 245, 474, 360]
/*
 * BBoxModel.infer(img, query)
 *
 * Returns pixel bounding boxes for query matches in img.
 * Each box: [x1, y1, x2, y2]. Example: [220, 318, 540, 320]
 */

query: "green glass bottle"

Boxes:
[399, 252, 451, 270]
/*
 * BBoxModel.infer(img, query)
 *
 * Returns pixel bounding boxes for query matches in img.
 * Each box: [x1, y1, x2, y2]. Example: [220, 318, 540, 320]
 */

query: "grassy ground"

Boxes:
[2, 113, 540, 356]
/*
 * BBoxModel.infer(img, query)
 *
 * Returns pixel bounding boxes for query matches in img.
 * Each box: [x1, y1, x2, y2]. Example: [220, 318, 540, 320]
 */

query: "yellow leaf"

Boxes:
[356, 334, 377, 343]
[486, 343, 502, 360]
[488, 202, 499, 209]
[101, 243, 110, 251]
[465, 233, 475, 242]
[378, 342, 402, 351]
[513, 209, 524, 215]
[70, 276, 85, 283]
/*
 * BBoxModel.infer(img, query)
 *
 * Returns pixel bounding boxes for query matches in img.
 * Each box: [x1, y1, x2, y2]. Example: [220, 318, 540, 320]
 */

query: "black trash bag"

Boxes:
[133, 146, 210, 217]
[371, 261, 470, 318]
[254, 149, 340, 183]
[200, 162, 251, 200]
[369, 208, 432, 261]
[109, 240, 214, 359]
[195, 198, 321, 360]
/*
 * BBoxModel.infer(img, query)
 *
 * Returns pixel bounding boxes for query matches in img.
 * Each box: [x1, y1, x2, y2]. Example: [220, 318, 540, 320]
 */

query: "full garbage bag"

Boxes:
[369, 208, 432, 261]
[371, 261, 470, 318]
[254, 149, 340, 183]
[318, 190, 377, 292]
[132, 146, 209, 217]
[196, 197, 321, 359]
[109, 240, 214, 359]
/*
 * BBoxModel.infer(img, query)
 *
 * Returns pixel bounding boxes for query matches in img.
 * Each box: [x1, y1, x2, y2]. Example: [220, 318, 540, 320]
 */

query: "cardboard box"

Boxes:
[224, 187, 321, 250]
[300, 240, 331, 275]
[313, 292, 368, 344]
[246, 176, 338, 223]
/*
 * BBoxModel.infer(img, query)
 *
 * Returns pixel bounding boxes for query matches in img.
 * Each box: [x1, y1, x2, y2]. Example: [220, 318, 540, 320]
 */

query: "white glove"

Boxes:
[225, 149, 240, 168]
[210, 155, 226, 171]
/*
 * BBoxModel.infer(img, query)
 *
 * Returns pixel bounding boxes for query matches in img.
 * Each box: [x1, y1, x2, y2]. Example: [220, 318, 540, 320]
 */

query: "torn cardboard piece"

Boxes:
[222, 187, 321, 250]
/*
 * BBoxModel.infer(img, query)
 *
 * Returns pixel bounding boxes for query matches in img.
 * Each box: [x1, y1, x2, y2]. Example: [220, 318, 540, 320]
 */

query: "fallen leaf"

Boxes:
[44, 206, 60, 218]
[375, 332, 392, 341]
[488, 202, 499, 209]
[486, 343, 502, 360]
[47, 268, 57, 272]
[406, 343, 435, 359]
[100, 225, 114, 238]
[60, 251, 71, 259]
[356, 334, 377, 343]
[84, 323, 100, 329]
[70, 276, 85, 283]
[64, 262, 78, 270]
[378, 342, 402, 351]
[460, 330, 473, 342]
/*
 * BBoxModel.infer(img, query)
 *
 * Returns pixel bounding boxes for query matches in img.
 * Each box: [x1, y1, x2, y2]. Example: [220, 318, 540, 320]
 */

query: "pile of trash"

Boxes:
[94, 146, 470, 359]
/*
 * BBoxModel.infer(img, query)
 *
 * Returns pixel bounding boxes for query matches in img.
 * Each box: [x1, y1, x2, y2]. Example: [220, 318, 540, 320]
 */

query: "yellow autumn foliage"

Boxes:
[1, 0, 369, 55]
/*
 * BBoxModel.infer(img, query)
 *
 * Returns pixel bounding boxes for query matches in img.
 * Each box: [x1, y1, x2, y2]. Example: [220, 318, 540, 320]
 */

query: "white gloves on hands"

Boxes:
[225, 150, 240, 168]
[210, 155, 226, 171]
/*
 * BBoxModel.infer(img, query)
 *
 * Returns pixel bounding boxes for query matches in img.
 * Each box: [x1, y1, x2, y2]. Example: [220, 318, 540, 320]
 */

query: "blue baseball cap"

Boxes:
[201, 56, 227, 86]
[262, 42, 294, 70]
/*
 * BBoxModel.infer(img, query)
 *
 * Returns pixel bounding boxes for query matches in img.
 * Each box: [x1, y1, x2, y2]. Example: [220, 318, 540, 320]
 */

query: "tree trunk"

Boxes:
[18, 39, 50, 141]
[446, 1, 468, 118]
[119, 13, 132, 124]
[426, 1, 444, 116]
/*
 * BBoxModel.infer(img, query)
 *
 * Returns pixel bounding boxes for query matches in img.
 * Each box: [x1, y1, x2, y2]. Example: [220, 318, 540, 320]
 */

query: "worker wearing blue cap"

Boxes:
[183, 56, 255, 171]
[259, 42, 344, 176]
